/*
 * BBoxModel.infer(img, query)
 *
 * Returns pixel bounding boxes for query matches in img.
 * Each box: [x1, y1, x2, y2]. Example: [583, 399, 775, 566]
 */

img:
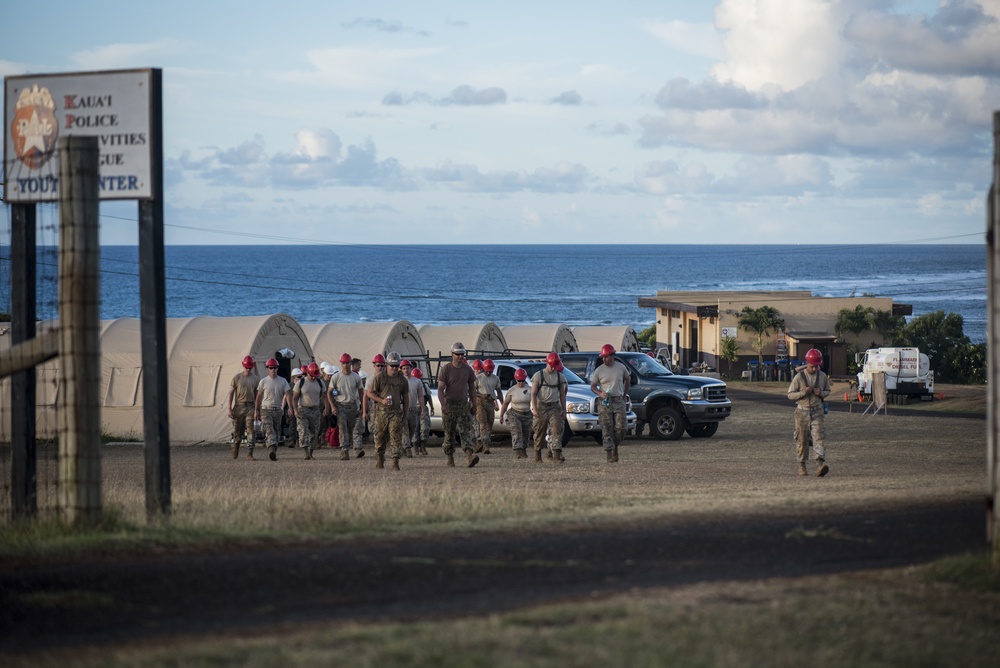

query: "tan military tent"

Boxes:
[501, 324, 578, 354]
[303, 321, 426, 379]
[2, 314, 312, 444]
[571, 326, 640, 353]
[417, 323, 509, 359]
[103, 314, 312, 443]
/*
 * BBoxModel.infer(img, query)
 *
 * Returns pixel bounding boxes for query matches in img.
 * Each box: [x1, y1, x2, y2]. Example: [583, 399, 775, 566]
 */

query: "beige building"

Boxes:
[637, 290, 912, 377]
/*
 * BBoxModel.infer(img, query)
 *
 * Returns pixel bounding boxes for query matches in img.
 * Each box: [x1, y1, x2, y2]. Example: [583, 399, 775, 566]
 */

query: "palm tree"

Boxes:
[834, 305, 874, 341]
[737, 306, 785, 365]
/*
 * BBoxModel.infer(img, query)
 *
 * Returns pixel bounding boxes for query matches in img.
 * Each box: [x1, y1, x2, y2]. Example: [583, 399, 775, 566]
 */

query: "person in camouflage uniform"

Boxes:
[590, 344, 630, 464]
[531, 352, 568, 464]
[254, 358, 291, 461]
[499, 367, 533, 459]
[293, 362, 325, 460]
[329, 353, 365, 461]
[365, 352, 409, 470]
[227, 355, 259, 460]
[437, 342, 480, 468]
[787, 348, 831, 477]
[475, 359, 503, 455]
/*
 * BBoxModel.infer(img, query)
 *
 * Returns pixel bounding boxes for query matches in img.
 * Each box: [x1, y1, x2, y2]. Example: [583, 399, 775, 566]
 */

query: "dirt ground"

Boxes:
[0, 386, 990, 657]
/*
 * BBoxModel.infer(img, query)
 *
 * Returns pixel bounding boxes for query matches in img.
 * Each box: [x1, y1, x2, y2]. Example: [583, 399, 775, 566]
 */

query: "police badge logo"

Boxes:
[11, 84, 58, 170]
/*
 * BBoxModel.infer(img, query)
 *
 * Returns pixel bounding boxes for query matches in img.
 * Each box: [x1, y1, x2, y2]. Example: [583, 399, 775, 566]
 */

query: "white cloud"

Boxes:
[917, 193, 943, 215]
[711, 0, 845, 90]
[645, 20, 725, 60]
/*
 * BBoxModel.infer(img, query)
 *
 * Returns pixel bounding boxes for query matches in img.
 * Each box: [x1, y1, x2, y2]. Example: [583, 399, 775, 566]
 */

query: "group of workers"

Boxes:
[228, 341, 833, 476]
[226, 340, 633, 470]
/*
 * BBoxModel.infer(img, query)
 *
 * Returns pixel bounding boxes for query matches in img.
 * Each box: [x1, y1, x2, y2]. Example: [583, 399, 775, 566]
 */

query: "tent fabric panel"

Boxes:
[571, 326, 640, 353]
[308, 321, 426, 379]
[501, 325, 578, 354]
[417, 323, 509, 358]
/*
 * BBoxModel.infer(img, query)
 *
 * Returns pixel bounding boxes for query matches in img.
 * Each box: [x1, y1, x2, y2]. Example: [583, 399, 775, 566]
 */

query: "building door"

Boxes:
[690, 322, 698, 368]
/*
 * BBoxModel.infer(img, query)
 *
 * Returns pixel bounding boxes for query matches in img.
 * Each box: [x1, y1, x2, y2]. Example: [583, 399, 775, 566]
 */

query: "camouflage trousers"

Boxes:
[476, 395, 496, 450]
[297, 406, 322, 450]
[597, 397, 627, 450]
[533, 402, 564, 453]
[420, 408, 431, 442]
[506, 409, 533, 451]
[404, 408, 421, 446]
[232, 403, 255, 446]
[442, 399, 474, 456]
[374, 407, 405, 459]
[794, 405, 826, 462]
[335, 402, 360, 452]
[260, 407, 284, 447]
[353, 407, 367, 450]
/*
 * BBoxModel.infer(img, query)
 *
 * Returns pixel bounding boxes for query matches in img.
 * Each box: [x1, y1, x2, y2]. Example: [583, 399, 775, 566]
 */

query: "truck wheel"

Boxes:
[561, 421, 573, 447]
[685, 422, 719, 438]
[650, 406, 685, 441]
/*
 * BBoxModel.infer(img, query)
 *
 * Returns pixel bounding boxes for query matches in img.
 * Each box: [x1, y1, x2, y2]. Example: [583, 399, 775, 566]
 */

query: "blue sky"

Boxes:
[2, 0, 998, 245]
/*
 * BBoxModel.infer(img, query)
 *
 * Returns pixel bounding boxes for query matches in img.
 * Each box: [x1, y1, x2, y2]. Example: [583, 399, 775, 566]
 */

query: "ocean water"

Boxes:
[3, 244, 987, 342]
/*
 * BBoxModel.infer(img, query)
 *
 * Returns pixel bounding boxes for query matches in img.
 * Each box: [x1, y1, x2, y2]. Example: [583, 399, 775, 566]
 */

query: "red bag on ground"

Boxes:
[325, 426, 340, 448]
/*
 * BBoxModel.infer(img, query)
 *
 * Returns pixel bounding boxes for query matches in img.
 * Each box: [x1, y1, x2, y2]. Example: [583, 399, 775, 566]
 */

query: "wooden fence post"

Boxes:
[56, 136, 102, 527]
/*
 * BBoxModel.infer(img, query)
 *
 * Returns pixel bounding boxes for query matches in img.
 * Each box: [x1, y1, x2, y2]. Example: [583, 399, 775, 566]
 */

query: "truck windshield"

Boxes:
[623, 355, 674, 377]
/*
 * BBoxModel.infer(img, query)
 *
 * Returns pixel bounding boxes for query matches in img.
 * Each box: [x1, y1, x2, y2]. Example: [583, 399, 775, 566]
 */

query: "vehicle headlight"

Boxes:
[567, 401, 591, 413]
[686, 388, 703, 400]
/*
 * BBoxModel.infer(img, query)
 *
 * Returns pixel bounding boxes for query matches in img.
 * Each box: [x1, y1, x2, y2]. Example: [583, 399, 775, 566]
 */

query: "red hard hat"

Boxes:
[265, 358, 278, 368]
[400, 359, 412, 367]
[514, 368, 527, 381]
[471, 359, 484, 371]
[307, 362, 320, 377]
[805, 349, 823, 366]
[300, 365, 309, 374]
[410, 368, 423, 379]
[600, 344, 616, 357]
[545, 352, 561, 366]
[372, 354, 386, 365]
[242, 355, 254, 369]
[339, 353, 352, 364]
[554, 362, 564, 372]
[483, 359, 495, 372]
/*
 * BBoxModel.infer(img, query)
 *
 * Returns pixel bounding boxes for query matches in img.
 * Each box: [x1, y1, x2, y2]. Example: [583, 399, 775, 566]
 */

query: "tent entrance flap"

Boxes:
[183, 365, 221, 407]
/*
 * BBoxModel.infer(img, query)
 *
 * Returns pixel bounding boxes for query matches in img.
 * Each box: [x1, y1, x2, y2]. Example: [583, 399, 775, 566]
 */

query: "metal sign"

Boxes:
[4, 68, 158, 201]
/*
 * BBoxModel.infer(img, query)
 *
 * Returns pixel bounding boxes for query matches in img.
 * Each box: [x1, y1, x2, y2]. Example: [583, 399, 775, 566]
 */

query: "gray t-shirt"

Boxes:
[531, 369, 566, 404]
[592, 360, 629, 397]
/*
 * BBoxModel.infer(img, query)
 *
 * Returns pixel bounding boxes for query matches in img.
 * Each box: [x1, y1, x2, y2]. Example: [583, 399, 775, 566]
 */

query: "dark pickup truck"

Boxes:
[560, 352, 732, 440]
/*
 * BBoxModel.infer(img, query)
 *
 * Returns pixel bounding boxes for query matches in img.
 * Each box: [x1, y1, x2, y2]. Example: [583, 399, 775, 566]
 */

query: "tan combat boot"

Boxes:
[340, 449, 350, 461]
[516, 448, 526, 459]
[391, 457, 400, 471]
[613, 446, 619, 462]
[375, 451, 385, 469]
[268, 446, 277, 461]
[553, 450, 565, 464]
[817, 460, 829, 477]
[466, 450, 480, 468]
[606, 450, 614, 463]
[534, 449, 542, 463]
[446, 453, 455, 467]
[798, 462, 808, 476]
[546, 449, 554, 460]
[231, 440, 239, 459]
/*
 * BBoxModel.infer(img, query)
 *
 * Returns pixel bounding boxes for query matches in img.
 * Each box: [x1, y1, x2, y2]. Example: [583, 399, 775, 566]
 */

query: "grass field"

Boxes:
[2, 385, 997, 667]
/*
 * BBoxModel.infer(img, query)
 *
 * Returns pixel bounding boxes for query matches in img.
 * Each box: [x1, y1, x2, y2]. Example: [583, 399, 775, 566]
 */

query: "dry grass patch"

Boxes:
[0, 396, 984, 552]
